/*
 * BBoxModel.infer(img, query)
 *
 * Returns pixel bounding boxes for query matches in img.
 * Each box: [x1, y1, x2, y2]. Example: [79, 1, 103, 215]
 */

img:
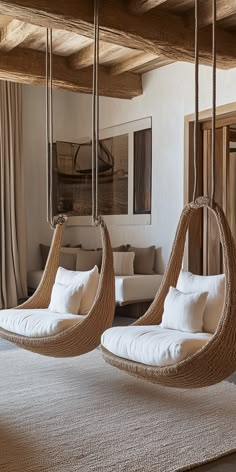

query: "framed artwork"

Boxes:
[51, 117, 152, 225]
[54, 135, 128, 216]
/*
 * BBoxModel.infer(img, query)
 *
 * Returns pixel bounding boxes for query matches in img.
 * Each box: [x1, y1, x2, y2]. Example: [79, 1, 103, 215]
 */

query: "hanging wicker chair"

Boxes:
[0, 217, 115, 357]
[102, 196, 236, 388]
[0, 7, 115, 358]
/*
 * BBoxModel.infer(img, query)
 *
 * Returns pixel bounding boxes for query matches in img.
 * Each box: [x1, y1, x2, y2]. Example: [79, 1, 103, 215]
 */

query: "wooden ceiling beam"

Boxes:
[69, 41, 116, 70]
[110, 52, 158, 75]
[0, 18, 37, 51]
[128, 0, 168, 14]
[187, 0, 236, 29]
[0, 47, 142, 99]
[0, 0, 93, 34]
[0, 0, 236, 68]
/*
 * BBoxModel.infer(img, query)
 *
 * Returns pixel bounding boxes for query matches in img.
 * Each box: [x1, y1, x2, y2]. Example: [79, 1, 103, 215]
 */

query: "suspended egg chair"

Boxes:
[101, 0, 236, 388]
[0, 4, 115, 358]
[102, 196, 236, 388]
[0, 217, 115, 357]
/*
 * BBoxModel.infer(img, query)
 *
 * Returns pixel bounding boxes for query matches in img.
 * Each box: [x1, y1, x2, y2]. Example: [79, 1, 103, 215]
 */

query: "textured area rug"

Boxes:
[0, 348, 236, 472]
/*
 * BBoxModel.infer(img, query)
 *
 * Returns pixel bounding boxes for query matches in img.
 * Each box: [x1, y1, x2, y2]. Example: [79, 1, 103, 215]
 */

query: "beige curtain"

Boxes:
[0, 81, 27, 309]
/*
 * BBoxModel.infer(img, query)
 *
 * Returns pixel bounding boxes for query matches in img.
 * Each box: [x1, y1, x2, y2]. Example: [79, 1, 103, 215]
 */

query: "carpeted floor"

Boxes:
[0, 339, 236, 472]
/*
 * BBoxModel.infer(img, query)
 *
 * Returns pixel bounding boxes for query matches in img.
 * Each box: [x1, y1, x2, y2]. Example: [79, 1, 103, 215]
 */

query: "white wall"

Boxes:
[23, 62, 236, 271]
[23, 87, 93, 270]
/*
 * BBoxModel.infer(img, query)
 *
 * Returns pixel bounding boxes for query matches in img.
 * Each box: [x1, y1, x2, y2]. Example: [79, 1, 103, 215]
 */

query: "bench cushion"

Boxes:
[101, 326, 212, 367]
[115, 274, 163, 305]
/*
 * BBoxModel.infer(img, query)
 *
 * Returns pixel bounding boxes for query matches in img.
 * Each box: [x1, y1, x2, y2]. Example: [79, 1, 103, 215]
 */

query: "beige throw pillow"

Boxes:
[161, 286, 208, 333]
[76, 250, 102, 272]
[96, 245, 126, 252]
[40, 244, 81, 271]
[128, 246, 156, 274]
[113, 252, 135, 276]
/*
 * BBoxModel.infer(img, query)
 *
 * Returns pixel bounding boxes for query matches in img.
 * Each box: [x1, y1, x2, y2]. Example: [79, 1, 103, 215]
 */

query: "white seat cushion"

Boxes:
[115, 274, 163, 305]
[101, 326, 212, 367]
[0, 309, 84, 338]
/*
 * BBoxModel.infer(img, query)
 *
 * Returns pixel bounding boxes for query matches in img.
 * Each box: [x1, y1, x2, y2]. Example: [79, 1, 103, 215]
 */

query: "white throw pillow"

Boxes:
[49, 283, 83, 315]
[177, 271, 225, 333]
[161, 286, 208, 333]
[55, 266, 99, 315]
[113, 252, 135, 276]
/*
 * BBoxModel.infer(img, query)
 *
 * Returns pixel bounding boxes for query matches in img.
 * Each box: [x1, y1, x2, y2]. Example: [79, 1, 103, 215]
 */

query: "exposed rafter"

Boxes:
[0, 1, 236, 68]
[69, 41, 116, 70]
[0, 47, 142, 99]
[0, 18, 37, 51]
[110, 52, 157, 75]
[133, 56, 173, 74]
[128, 0, 168, 14]
[187, 0, 236, 29]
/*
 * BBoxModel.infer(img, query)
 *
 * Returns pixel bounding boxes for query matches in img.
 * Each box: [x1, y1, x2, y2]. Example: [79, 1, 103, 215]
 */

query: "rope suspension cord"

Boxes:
[193, 0, 199, 202]
[193, 0, 216, 206]
[211, 0, 216, 207]
[92, 0, 100, 225]
[45, 28, 55, 229]
[46, 28, 49, 224]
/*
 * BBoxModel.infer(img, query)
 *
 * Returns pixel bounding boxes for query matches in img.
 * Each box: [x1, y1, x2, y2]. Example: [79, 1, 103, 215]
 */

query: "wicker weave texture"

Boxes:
[0, 221, 115, 357]
[102, 197, 236, 388]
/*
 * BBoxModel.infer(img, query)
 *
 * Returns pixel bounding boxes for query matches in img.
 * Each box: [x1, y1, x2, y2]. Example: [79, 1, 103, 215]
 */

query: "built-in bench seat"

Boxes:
[27, 270, 163, 306]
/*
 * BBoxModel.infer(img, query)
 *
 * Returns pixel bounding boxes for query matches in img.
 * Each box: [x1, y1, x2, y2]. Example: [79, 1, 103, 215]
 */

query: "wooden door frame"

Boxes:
[184, 101, 236, 271]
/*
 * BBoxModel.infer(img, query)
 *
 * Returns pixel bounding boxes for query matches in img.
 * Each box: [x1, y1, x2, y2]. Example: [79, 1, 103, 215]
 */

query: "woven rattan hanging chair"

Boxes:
[102, 196, 236, 388]
[102, 0, 236, 388]
[0, 4, 115, 357]
[0, 217, 115, 357]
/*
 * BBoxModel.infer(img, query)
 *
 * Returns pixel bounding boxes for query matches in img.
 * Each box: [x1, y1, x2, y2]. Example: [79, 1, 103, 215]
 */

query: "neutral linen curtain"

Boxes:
[0, 81, 27, 309]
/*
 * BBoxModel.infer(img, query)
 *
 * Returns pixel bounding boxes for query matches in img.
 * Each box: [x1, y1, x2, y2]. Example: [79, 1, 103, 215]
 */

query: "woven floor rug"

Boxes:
[0, 348, 236, 472]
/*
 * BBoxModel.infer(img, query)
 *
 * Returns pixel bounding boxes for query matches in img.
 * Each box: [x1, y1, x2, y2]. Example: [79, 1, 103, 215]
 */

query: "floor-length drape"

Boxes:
[0, 81, 27, 308]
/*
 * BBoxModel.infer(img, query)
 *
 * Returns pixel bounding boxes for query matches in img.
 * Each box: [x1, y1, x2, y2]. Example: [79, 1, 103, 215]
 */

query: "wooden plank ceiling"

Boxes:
[0, 0, 235, 99]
